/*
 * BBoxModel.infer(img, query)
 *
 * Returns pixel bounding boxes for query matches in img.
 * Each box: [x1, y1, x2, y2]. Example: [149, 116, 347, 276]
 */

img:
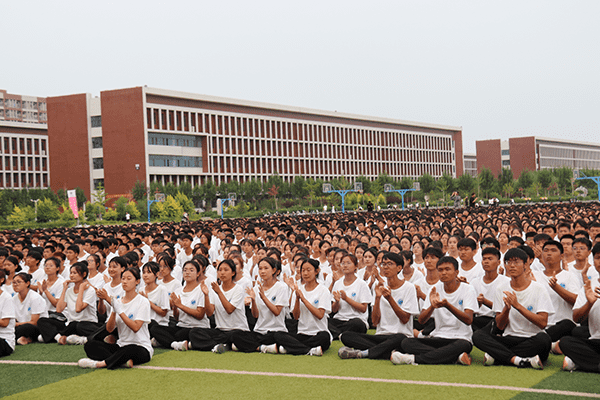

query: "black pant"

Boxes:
[328, 318, 367, 340]
[472, 328, 551, 365]
[0, 338, 13, 357]
[273, 331, 331, 355]
[84, 339, 151, 369]
[560, 336, 600, 373]
[150, 325, 192, 348]
[37, 318, 97, 342]
[402, 337, 472, 364]
[546, 319, 576, 342]
[15, 323, 40, 341]
[472, 316, 494, 332]
[189, 328, 238, 351]
[230, 331, 278, 353]
[340, 332, 407, 359]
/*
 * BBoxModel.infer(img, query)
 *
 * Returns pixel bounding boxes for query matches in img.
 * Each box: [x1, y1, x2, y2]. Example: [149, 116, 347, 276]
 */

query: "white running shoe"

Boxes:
[278, 346, 288, 354]
[390, 351, 415, 365]
[307, 346, 323, 356]
[529, 355, 543, 370]
[231, 343, 238, 352]
[260, 344, 278, 354]
[171, 341, 188, 351]
[562, 356, 576, 371]
[484, 353, 495, 366]
[37, 335, 44, 343]
[551, 341, 563, 355]
[212, 343, 228, 354]
[78, 358, 98, 369]
[67, 335, 87, 345]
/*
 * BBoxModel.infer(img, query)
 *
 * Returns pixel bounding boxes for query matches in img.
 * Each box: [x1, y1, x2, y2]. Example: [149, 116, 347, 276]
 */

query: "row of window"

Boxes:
[149, 155, 202, 168]
[538, 145, 600, 161]
[0, 99, 46, 110]
[0, 172, 48, 188]
[145, 106, 455, 151]
[0, 156, 48, 171]
[148, 132, 202, 148]
[1, 137, 47, 155]
[0, 109, 47, 121]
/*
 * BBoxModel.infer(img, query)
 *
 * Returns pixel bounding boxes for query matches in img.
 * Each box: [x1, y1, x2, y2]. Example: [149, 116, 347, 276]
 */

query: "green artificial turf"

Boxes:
[2, 341, 597, 399]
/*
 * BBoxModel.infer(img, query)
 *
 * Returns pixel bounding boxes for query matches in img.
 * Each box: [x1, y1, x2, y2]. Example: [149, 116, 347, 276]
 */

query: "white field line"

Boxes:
[2, 360, 599, 398]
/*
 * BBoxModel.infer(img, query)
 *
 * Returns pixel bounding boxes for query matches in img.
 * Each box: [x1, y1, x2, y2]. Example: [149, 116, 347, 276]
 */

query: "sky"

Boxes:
[3, 1, 599, 153]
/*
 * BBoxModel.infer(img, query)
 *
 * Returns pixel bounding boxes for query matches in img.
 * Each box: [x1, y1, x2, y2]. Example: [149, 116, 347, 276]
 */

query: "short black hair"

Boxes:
[437, 255, 459, 270]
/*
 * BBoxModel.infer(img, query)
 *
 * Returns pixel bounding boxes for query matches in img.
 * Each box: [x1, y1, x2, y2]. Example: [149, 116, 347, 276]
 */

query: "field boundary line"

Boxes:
[2, 360, 598, 398]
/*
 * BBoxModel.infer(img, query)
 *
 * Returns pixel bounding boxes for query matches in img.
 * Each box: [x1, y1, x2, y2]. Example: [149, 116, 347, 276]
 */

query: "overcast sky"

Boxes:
[3, 1, 599, 153]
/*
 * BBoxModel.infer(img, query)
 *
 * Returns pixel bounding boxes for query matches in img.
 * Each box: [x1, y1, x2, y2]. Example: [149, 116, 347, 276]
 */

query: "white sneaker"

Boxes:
[67, 335, 87, 345]
[307, 346, 323, 356]
[562, 356, 576, 371]
[171, 341, 188, 351]
[37, 335, 44, 343]
[278, 346, 288, 354]
[529, 355, 543, 370]
[390, 351, 415, 365]
[260, 344, 278, 354]
[212, 343, 228, 354]
[78, 358, 98, 369]
[484, 353, 495, 366]
[231, 343, 238, 352]
[551, 341, 563, 355]
[457, 352, 472, 366]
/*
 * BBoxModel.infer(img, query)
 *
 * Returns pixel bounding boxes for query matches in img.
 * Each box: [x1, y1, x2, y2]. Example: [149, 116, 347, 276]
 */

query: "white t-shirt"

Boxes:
[0, 290, 16, 350]
[332, 277, 372, 328]
[412, 276, 437, 309]
[175, 285, 209, 328]
[569, 266, 599, 290]
[458, 262, 484, 284]
[29, 268, 46, 288]
[424, 282, 478, 342]
[144, 284, 170, 326]
[374, 280, 419, 336]
[252, 281, 289, 334]
[400, 269, 425, 285]
[532, 270, 577, 325]
[1, 284, 15, 298]
[574, 279, 600, 339]
[113, 294, 153, 358]
[40, 276, 65, 313]
[492, 280, 554, 338]
[159, 278, 182, 297]
[471, 274, 510, 317]
[296, 283, 331, 337]
[87, 273, 106, 291]
[210, 283, 249, 331]
[13, 290, 48, 322]
[64, 285, 98, 323]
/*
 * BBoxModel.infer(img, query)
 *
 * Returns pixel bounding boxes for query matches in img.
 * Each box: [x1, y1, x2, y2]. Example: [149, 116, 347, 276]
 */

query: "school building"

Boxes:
[46, 86, 464, 199]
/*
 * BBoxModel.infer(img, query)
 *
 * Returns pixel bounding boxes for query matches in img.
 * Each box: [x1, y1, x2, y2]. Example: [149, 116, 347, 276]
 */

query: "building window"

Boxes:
[149, 155, 202, 168]
[91, 116, 102, 127]
[501, 149, 510, 156]
[147, 132, 202, 148]
[93, 179, 104, 189]
[93, 158, 104, 169]
[502, 160, 510, 166]
[92, 137, 103, 149]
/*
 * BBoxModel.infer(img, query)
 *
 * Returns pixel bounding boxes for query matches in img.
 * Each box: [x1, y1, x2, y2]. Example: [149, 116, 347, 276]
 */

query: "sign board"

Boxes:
[384, 184, 393, 193]
[354, 182, 363, 192]
[413, 182, 421, 191]
[322, 183, 332, 193]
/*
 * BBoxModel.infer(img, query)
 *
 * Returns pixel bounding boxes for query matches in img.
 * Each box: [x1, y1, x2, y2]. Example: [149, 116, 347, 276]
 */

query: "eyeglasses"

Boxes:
[504, 260, 524, 266]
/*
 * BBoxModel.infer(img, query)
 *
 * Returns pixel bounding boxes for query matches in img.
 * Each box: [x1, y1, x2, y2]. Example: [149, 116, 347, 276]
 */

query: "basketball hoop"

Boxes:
[155, 193, 166, 202]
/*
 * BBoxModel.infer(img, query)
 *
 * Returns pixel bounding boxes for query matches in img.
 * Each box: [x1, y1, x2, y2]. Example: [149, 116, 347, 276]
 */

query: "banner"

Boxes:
[67, 189, 79, 219]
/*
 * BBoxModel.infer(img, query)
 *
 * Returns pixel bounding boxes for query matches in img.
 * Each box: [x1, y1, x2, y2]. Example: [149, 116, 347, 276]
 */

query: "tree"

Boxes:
[115, 197, 129, 220]
[554, 167, 572, 195]
[418, 173, 436, 194]
[355, 176, 372, 194]
[498, 168, 513, 188]
[178, 181, 193, 198]
[132, 180, 147, 202]
[268, 185, 279, 210]
[479, 168, 496, 198]
[537, 169, 553, 190]
[175, 192, 195, 214]
[160, 195, 184, 219]
[399, 177, 413, 190]
[242, 179, 262, 203]
[201, 180, 217, 208]
[517, 169, 534, 189]
[7, 205, 35, 225]
[290, 176, 309, 199]
[37, 198, 60, 222]
[75, 187, 87, 208]
[502, 182, 514, 198]
[93, 183, 106, 205]
[163, 182, 178, 197]
[456, 173, 476, 194]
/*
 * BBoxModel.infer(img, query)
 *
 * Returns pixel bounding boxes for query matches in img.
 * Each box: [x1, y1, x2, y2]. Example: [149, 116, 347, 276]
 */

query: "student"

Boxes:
[533, 240, 577, 350]
[231, 257, 289, 353]
[0, 270, 16, 356]
[96, 257, 127, 317]
[1, 256, 19, 297]
[188, 259, 249, 352]
[412, 246, 443, 336]
[273, 257, 332, 356]
[399, 250, 424, 284]
[23, 251, 44, 292]
[561, 243, 600, 372]
[37, 262, 98, 345]
[328, 253, 372, 339]
[39, 257, 66, 321]
[339, 252, 418, 360]
[570, 237, 598, 288]
[139, 262, 170, 336]
[157, 253, 182, 298]
[79, 267, 153, 369]
[472, 248, 553, 369]
[13, 272, 47, 345]
[457, 238, 484, 284]
[470, 247, 509, 331]
[393, 256, 477, 366]
[151, 260, 209, 350]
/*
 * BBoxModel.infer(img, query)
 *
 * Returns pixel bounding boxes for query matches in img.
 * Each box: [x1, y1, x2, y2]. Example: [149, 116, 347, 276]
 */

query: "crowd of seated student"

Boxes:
[0, 201, 600, 372]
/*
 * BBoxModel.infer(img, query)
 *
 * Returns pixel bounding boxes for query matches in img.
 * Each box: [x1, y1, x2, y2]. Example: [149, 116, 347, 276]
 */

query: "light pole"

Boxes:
[30, 199, 39, 222]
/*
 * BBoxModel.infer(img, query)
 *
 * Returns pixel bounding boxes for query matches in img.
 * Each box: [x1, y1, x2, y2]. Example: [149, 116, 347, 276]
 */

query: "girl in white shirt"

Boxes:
[139, 262, 170, 333]
[13, 272, 47, 345]
[150, 260, 209, 350]
[188, 259, 249, 353]
[1, 256, 19, 297]
[78, 267, 153, 369]
[231, 257, 289, 353]
[273, 257, 332, 356]
[0, 270, 16, 357]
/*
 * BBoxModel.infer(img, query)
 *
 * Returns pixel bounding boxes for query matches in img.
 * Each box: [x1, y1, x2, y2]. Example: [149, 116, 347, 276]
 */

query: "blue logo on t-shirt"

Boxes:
[116, 295, 121, 299]
[27, 306, 31, 312]
[128, 313, 134, 319]
[314, 299, 319, 305]
[458, 300, 463, 306]
[191, 300, 196, 305]
[51, 293, 56, 297]
[351, 292, 357, 298]
[559, 283, 566, 289]
[397, 299, 403, 306]
[527, 305, 533, 312]
[271, 296, 276, 302]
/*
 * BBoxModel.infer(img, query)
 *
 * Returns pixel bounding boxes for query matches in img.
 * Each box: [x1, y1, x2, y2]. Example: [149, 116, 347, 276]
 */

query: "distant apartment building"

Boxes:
[463, 153, 477, 177]
[0, 90, 49, 189]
